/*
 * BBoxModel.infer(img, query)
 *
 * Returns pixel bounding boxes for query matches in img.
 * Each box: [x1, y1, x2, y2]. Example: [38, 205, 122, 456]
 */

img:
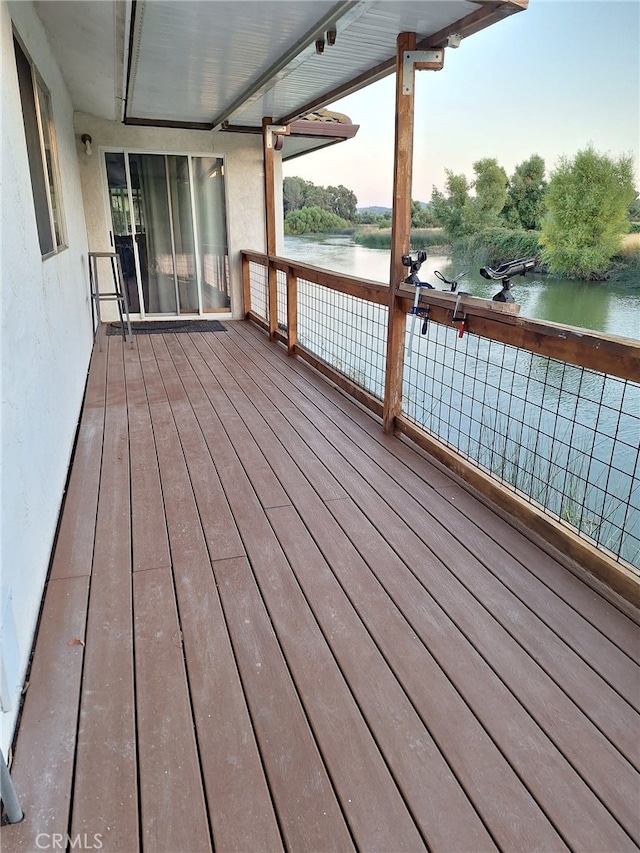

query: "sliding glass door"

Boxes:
[105, 151, 230, 317]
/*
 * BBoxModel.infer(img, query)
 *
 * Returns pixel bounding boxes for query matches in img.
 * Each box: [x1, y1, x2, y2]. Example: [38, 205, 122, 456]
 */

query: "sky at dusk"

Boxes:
[283, 0, 640, 209]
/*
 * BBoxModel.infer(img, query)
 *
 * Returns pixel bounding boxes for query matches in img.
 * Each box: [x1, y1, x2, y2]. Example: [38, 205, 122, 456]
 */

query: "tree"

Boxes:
[283, 179, 359, 222]
[326, 185, 358, 221]
[461, 158, 508, 234]
[430, 170, 471, 239]
[540, 146, 636, 278]
[431, 160, 507, 239]
[502, 155, 546, 230]
[283, 176, 311, 215]
[304, 184, 332, 210]
[411, 200, 436, 228]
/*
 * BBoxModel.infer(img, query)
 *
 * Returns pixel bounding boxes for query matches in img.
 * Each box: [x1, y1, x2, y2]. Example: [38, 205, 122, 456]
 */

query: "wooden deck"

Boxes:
[5, 320, 640, 853]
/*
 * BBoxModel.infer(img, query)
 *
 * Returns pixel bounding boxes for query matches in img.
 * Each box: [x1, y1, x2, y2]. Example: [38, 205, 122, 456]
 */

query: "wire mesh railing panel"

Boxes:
[297, 278, 388, 399]
[277, 268, 287, 331]
[248, 261, 268, 321]
[403, 319, 640, 570]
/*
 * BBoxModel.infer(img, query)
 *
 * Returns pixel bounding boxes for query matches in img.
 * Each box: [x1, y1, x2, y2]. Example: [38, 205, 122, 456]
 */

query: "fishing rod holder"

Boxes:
[402, 250, 431, 287]
[480, 256, 536, 303]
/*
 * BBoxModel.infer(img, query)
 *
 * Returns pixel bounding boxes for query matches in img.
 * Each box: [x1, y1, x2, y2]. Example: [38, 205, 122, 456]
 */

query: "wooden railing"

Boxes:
[241, 250, 640, 602]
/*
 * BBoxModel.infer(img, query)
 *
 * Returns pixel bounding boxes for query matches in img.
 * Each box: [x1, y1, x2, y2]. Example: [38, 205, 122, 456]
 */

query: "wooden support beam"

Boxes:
[383, 32, 416, 434]
[262, 117, 279, 339]
[241, 252, 251, 317]
[286, 265, 298, 355]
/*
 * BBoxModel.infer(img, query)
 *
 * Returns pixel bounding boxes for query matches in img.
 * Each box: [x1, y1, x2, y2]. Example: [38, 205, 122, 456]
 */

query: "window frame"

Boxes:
[13, 32, 67, 259]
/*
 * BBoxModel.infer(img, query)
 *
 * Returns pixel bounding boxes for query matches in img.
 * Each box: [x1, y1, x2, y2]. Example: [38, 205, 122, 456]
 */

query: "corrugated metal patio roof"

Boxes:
[33, 1, 527, 136]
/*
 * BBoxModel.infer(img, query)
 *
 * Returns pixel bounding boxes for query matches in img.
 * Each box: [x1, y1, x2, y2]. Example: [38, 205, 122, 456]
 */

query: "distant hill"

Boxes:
[358, 202, 430, 214]
[358, 206, 392, 215]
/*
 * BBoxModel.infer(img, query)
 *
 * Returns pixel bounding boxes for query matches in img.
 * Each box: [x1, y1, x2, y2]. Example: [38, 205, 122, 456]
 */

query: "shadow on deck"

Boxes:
[5, 321, 640, 852]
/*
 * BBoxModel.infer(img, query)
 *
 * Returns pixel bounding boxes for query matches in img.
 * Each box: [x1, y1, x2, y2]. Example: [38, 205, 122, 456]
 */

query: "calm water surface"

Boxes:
[283, 235, 640, 340]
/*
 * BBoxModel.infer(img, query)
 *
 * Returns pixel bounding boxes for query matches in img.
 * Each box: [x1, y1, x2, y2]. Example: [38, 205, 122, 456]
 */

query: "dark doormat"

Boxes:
[107, 320, 227, 336]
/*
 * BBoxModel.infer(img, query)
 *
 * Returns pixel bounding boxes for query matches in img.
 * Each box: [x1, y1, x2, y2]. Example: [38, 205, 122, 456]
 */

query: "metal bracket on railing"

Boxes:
[407, 284, 432, 357]
[452, 291, 470, 339]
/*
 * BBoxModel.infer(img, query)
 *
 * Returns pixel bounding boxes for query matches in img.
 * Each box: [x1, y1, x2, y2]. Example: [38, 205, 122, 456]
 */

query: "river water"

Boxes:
[283, 234, 640, 340]
[283, 234, 640, 568]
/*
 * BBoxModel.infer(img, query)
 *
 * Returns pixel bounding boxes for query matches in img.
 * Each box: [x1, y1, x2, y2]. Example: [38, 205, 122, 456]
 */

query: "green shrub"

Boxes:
[452, 228, 541, 267]
[284, 206, 351, 235]
[629, 222, 640, 234]
[540, 147, 635, 278]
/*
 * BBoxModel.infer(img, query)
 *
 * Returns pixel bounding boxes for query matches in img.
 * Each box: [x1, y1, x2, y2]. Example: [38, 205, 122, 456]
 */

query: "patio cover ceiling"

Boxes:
[33, 0, 527, 156]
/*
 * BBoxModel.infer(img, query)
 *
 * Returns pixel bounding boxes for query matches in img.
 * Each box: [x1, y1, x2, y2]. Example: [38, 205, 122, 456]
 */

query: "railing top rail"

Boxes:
[241, 250, 640, 382]
[242, 250, 390, 305]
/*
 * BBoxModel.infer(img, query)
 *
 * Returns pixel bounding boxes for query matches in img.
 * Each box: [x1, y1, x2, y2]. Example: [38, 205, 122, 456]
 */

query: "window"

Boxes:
[14, 35, 65, 256]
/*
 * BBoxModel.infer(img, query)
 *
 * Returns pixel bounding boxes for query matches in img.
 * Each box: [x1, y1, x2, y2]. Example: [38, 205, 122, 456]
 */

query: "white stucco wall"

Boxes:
[1, 0, 93, 752]
[74, 112, 271, 320]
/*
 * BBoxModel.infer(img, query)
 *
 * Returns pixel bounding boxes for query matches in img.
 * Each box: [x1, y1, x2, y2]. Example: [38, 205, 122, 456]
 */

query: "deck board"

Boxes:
[49, 344, 107, 581]
[133, 567, 212, 853]
[7, 577, 89, 851]
[5, 321, 639, 853]
[124, 339, 171, 572]
[70, 341, 138, 848]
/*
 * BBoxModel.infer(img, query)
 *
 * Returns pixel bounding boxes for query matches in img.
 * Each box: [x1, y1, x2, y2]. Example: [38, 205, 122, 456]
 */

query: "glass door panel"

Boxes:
[104, 150, 230, 318]
[105, 151, 141, 312]
[129, 153, 177, 315]
[193, 157, 230, 312]
[167, 155, 198, 313]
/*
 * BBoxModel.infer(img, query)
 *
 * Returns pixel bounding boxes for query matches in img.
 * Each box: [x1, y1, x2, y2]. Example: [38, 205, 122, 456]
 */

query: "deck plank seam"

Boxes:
[68, 337, 139, 848]
[125, 335, 164, 853]
[124, 347, 164, 853]
[199, 554, 290, 852]
[161, 334, 274, 563]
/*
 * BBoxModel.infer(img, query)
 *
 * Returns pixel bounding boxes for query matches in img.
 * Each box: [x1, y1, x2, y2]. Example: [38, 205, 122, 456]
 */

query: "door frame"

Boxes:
[100, 146, 233, 320]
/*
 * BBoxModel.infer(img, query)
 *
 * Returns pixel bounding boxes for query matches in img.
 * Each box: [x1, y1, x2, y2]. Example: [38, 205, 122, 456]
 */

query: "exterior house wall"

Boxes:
[2, 0, 93, 752]
[74, 113, 272, 321]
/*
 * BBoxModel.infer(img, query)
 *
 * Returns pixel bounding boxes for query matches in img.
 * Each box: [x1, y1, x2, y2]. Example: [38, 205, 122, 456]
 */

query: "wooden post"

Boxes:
[262, 117, 278, 339]
[241, 252, 251, 317]
[383, 32, 416, 434]
[286, 265, 298, 355]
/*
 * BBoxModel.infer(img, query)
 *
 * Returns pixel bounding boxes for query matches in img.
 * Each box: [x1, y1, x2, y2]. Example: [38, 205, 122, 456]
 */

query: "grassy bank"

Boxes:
[353, 228, 448, 251]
